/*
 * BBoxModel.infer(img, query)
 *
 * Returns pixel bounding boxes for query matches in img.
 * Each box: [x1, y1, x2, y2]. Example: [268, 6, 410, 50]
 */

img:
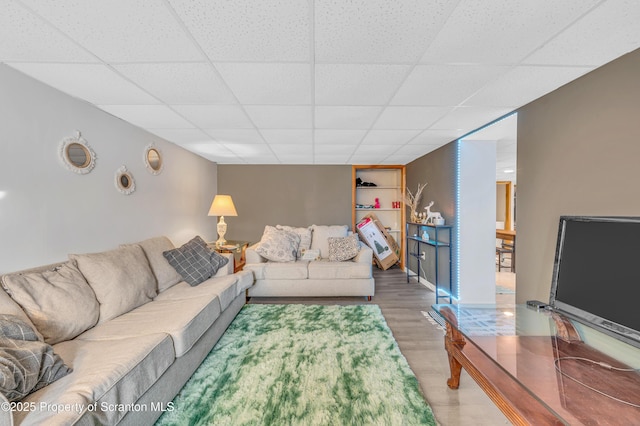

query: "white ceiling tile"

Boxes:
[206, 129, 264, 144]
[391, 65, 509, 106]
[114, 63, 236, 105]
[168, 0, 309, 62]
[173, 105, 253, 129]
[408, 130, 464, 145]
[21, 0, 203, 62]
[222, 144, 277, 160]
[9, 63, 159, 104]
[524, 1, 640, 67]
[260, 130, 313, 145]
[461, 114, 518, 141]
[314, 144, 357, 155]
[315, 0, 456, 63]
[361, 130, 421, 145]
[178, 141, 239, 163]
[269, 144, 313, 156]
[391, 144, 442, 158]
[465, 66, 593, 108]
[244, 106, 312, 129]
[314, 106, 383, 129]
[352, 144, 399, 156]
[315, 64, 410, 105]
[431, 107, 514, 133]
[0, 0, 96, 62]
[373, 106, 451, 130]
[421, 0, 601, 64]
[314, 130, 367, 145]
[216, 63, 310, 105]
[98, 105, 193, 128]
[314, 154, 352, 164]
[148, 128, 211, 143]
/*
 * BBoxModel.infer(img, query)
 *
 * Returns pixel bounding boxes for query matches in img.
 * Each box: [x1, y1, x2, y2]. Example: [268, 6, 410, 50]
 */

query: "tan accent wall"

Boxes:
[217, 165, 352, 243]
[516, 47, 640, 303]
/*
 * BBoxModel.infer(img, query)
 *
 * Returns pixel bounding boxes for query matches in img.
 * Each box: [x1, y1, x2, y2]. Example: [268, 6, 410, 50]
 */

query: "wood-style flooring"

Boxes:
[249, 267, 511, 425]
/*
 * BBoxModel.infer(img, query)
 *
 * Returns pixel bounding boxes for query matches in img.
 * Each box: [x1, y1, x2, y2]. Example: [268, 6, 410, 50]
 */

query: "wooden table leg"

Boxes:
[440, 307, 467, 389]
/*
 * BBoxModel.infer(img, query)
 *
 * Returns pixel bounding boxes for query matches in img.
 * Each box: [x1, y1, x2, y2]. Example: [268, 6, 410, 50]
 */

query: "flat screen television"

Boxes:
[550, 216, 640, 348]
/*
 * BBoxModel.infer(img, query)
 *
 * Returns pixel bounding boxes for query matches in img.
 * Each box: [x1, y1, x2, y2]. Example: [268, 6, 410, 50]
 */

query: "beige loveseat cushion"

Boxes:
[308, 259, 372, 279]
[124, 236, 182, 293]
[245, 261, 309, 280]
[70, 245, 157, 323]
[310, 225, 349, 258]
[1, 260, 99, 344]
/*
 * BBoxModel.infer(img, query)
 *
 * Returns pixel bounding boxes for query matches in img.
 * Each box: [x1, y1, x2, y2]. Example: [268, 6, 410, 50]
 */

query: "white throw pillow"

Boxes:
[70, 245, 157, 323]
[256, 226, 301, 262]
[310, 225, 349, 259]
[1, 260, 99, 344]
[276, 225, 312, 259]
[123, 236, 182, 293]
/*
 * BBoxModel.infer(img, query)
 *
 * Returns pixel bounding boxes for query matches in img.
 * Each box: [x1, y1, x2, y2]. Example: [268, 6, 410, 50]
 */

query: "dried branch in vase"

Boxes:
[404, 183, 427, 223]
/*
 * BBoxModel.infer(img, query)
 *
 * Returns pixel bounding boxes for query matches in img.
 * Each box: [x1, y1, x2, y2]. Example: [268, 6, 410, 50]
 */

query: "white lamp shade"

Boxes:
[208, 195, 238, 217]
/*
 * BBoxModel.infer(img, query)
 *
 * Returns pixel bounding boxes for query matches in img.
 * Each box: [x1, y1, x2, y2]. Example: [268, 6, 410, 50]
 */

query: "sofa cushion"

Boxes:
[310, 225, 349, 258]
[246, 261, 309, 281]
[16, 333, 174, 426]
[276, 225, 312, 258]
[127, 236, 183, 293]
[255, 226, 300, 262]
[0, 286, 43, 341]
[162, 236, 214, 286]
[210, 250, 230, 276]
[1, 260, 99, 344]
[235, 270, 255, 295]
[154, 274, 238, 311]
[70, 245, 157, 324]
[76, 293, 222, 357]
[0, 314, 72, 402]
[328, 234, 360, 262]
[308, 259, 372, 280]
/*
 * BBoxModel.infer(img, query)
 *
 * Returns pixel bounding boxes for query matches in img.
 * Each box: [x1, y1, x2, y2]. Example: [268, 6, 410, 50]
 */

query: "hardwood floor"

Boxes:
[249, 267, 511, 425]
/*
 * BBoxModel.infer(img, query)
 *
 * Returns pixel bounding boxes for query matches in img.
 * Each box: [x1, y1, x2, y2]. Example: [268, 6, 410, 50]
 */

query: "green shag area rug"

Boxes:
[156, 304, 436, 426]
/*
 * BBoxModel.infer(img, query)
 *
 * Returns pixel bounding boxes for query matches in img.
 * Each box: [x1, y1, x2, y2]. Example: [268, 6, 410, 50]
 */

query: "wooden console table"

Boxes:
[432, 304, 640, 425]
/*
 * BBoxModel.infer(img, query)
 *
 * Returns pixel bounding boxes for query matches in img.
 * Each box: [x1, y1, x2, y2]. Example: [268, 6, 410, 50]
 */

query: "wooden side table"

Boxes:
[209, 240, 250, 273]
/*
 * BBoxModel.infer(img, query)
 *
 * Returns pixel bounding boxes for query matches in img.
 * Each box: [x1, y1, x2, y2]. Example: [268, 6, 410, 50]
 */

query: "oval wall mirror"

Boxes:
[115, 166, 135, 195]
[59, 131, 96, 174]
[144, 144, 163, 175]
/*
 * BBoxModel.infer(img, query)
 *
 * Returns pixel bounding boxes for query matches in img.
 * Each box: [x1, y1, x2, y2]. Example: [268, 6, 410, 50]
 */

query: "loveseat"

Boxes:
[244, 225, 375, 299]
[0, 235, 253, 426]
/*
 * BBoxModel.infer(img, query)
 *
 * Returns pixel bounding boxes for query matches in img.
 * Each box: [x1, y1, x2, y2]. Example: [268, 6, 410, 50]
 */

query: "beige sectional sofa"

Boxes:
[0, 236, 253, 426]
[245, 225, 375, 299]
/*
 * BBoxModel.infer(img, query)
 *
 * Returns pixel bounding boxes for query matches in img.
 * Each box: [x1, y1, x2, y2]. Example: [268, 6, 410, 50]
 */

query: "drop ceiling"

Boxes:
[2, 0, 639, 165]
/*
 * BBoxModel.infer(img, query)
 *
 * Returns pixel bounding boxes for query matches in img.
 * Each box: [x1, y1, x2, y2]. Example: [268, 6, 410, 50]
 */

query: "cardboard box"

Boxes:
[356, 213, 400, 270]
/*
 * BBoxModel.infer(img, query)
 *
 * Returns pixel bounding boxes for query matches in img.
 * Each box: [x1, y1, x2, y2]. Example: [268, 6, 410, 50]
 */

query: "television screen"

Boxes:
[550, 216, 640, 348]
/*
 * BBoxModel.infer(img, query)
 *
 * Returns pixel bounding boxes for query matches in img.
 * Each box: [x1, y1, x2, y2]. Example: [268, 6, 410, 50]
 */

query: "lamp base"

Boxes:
[216, 216, 228, 247]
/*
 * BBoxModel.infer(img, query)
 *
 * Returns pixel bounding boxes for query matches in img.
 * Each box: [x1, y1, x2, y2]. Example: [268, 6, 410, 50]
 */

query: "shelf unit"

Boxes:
[352, 165, 406, 268]
[406, 222, 453, 303]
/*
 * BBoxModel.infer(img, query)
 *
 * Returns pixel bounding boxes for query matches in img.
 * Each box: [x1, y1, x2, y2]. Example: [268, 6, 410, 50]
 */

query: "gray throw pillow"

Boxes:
[163, 236, 214, 286]
[328, 234, 360, 261]
[0, 314, 72, 402]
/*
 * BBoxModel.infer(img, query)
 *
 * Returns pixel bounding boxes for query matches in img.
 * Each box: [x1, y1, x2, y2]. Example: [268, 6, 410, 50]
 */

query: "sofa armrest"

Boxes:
[353, 244, 373, 264]
[245, 244, 267, 264]
[213, 252, 234, 277]
[0, 393, 14, 426]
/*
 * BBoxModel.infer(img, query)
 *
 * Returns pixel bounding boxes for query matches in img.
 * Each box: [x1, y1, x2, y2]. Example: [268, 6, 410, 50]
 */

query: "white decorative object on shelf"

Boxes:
[424, 201, 442, 225]
[115, 165, 135, 195]
[59, 131, 96, 174]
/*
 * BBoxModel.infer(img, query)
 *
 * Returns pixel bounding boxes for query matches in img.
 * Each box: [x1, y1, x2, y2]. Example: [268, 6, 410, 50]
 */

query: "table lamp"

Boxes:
[208, 195, 238, 246]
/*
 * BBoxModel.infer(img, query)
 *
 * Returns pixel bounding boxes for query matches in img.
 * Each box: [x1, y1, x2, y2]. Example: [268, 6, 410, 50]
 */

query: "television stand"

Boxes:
[432, 304, 640, 425]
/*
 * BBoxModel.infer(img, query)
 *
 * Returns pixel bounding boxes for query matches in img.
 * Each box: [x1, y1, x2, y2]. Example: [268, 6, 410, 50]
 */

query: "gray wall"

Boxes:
[405, 143, 457, 285]
[516, 47, 640, 303]
[0, 65, 218, 273]
[217, 165, 352, 243]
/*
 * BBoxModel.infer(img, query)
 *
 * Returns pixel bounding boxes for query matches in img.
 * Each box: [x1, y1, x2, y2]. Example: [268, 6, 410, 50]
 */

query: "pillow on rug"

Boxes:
[328, 235, 360, 262]
[1, 260, 99, 344]
[255, 226, 301, 262]
[276, 225, 312, 259]
[123, 236, 183, 293]
[70, 245, 157, 323]
[310, 225, 349, 259]
[163, 236, 215, 286]
[0, 314, 72, 402]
